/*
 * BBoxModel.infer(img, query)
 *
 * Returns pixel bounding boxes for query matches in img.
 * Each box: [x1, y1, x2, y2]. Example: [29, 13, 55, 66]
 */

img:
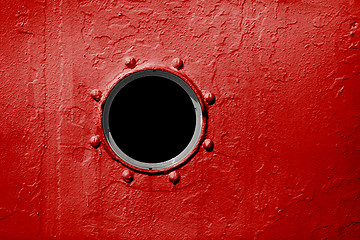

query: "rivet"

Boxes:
[125, 57, 136, 69]
[172, 58, 183, 70]
[90, 89, 102, 102]
[168, 170, 180, 185]
[203, 139, 214, 152]
[122, 169, 133, 183]
[203, 91, 215, 105]
[90, 135, 101, 149]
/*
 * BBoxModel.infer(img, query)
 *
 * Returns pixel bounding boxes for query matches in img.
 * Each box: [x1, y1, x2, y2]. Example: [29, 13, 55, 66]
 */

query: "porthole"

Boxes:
[102, 69, 203, 171]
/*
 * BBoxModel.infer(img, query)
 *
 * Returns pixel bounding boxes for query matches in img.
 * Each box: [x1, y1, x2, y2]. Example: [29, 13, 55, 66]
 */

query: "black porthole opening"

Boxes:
[102, 69, 203, 171]
[110, 75, 195, 162]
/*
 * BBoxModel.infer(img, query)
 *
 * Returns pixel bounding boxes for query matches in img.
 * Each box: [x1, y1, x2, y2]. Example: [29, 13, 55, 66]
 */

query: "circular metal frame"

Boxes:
[102, 69, 203, 172]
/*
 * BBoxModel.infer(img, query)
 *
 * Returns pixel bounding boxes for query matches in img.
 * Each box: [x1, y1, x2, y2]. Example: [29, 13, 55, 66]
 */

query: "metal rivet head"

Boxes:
[90, 135, 101, 149]
[168, 171, 180, 185]
[90, 89, 102, 102]
[203, 139, 214, 152]
[125, 57, 136, 69]
[172, 58, 183, 70]
[203, 91, 215, 105]
[122, 169, 133, 183]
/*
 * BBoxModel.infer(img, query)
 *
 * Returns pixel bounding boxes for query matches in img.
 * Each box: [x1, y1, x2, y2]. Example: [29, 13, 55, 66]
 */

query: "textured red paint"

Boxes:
[1, 0, 360, 239]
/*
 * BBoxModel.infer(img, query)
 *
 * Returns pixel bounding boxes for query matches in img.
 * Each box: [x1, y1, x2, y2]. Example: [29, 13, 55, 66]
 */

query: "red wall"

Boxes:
[1, 0, 359, 239]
